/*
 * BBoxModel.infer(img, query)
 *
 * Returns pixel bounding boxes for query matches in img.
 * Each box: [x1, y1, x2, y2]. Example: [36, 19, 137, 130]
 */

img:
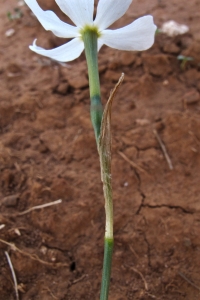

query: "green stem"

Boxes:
[100, 238, 114, 300]
[82, 29, 103, 143]
[83, 28, 113, 300]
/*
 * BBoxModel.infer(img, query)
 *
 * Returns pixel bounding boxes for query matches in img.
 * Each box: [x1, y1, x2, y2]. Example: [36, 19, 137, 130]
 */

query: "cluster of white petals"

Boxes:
[24, 0, 157, 62]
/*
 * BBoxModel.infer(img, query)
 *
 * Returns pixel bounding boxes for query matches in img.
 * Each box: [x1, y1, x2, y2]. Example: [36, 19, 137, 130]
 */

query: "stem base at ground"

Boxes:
[100, 238, 114, 300]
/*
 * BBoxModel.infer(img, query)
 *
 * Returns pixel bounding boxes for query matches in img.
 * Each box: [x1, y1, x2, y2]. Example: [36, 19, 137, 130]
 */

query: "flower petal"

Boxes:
[98, 39, 104, 52]
[24, 0, 78, 38]
[29, 38, 84, 62]
[94, 0, 132, 30]
[55, 0, 94, 27]
[100, 16, 157, 51]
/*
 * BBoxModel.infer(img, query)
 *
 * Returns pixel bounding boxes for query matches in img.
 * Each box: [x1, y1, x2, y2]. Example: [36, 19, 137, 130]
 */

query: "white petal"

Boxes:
[30, 38, 84, 62]
[55, 0, 94, 27]
[24, 0, 78, 38]
[94, 0, 132, 30]
[100, 16, 157, 51]
[98, 39, 104, 51]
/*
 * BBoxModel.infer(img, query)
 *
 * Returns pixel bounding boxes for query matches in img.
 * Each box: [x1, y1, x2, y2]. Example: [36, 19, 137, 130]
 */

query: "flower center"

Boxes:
[80, 25, 101, 39]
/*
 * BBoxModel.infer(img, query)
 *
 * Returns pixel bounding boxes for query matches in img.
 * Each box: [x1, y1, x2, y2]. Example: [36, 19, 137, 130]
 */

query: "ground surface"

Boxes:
[0, 0, 200, 299]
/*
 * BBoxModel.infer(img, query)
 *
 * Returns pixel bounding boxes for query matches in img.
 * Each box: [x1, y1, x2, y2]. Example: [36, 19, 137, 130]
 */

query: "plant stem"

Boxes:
[82, 29, 113, 300]
[82, 29, 103, 143]
[100, 238, 113, 300]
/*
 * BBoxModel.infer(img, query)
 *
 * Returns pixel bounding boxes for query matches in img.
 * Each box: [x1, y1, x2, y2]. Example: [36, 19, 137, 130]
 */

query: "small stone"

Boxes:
[135, 119, 150, 126]
[40, 246, 48, 255]
[191, 147, 198, 153]
[3, 194, 19, 207]
[14, 228, 21, 236]
[18, 0, 25, 6]
[163, 80, 169, 86]
[5, 28, 15, 37]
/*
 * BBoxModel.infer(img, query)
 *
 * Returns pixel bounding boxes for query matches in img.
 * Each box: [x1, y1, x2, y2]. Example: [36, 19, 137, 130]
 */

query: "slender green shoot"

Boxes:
[83, 26, 124, 300]
[177, 54, 194, 70]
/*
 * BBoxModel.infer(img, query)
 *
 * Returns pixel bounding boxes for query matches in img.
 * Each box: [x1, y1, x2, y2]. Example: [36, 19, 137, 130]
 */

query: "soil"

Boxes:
[0, 0, 200, 299]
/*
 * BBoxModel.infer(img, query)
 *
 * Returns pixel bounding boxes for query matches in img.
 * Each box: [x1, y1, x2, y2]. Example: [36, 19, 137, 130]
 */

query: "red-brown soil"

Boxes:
[0, 0, 200, 299]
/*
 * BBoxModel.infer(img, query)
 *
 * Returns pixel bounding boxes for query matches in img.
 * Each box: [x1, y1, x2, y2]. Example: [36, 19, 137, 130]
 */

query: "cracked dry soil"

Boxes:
[0, 0, 200, 299]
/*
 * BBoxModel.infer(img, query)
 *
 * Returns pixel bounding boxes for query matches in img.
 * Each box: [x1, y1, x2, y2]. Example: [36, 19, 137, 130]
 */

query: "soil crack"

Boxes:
[139, 204, 194, 214]
[133, 168, 146, 215]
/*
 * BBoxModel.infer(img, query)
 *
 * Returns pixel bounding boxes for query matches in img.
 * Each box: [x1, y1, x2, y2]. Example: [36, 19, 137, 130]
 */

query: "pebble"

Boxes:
[163, 80, 169, 86]
[40, 246, 48, 255]
[135, 119, 150, 126]
[5, 28, 15, 37]
[14, 228, 21, 236]
[18, 0, 25, 6]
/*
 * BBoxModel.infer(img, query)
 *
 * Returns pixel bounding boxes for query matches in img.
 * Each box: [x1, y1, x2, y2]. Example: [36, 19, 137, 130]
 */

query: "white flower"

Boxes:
[24, 0, 157, 62]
